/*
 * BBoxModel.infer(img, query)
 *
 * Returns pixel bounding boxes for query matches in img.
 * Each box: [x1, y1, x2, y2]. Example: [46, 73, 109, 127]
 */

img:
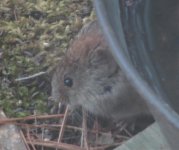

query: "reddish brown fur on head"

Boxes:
[65, 22, 108, 66]
[51, 20, 149, 120]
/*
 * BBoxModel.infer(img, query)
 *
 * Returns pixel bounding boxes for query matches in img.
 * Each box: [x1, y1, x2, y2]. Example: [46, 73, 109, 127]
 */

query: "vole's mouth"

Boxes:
[48, 96, 59, 109]
[48, 96, 69, 114]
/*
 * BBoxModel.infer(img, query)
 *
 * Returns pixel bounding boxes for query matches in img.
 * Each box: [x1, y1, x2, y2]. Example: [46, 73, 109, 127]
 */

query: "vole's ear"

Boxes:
[88, 47, 118, 75]
[88, 47, 108, 67]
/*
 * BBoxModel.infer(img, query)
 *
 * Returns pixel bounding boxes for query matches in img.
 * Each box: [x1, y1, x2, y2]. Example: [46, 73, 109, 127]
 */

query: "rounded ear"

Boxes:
[88, 47, 119, 77]
[88, 47, 109, 66]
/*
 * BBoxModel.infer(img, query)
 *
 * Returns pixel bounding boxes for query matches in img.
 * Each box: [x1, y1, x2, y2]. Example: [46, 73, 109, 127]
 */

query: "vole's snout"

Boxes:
[47, 96, 58, 114]
[50, 20, 150, 120]
[48, 96, 67, 114]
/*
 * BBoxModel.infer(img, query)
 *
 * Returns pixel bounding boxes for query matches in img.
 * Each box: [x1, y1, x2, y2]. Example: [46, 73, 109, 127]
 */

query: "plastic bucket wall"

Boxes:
[94, 0, 179, 149]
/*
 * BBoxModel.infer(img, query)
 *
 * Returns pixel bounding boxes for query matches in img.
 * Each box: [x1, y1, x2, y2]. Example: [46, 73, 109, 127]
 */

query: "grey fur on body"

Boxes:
[51, 21, 149, 120]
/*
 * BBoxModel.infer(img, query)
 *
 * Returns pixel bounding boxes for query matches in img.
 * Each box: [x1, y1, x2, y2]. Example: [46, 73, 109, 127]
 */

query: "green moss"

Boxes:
[0, 0, 93, 117]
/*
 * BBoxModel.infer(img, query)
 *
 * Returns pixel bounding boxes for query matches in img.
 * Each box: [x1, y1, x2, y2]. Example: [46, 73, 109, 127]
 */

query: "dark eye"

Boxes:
[64, 77, 73, 87]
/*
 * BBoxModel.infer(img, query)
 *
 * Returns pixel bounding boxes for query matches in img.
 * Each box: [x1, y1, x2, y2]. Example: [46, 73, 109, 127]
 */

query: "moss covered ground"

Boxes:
[0, 0, 93, 117]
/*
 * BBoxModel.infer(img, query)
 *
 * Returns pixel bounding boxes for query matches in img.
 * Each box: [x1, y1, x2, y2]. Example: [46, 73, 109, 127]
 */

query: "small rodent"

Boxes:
[51, 21, 149, 121]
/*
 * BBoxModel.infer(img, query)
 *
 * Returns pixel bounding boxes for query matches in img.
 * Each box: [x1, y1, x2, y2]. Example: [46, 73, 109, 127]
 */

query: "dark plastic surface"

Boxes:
[94, 0, 179, 149]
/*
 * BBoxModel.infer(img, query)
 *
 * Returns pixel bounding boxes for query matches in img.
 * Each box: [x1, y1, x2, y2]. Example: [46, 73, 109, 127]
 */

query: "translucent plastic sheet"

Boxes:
[94, 0, 179, 149]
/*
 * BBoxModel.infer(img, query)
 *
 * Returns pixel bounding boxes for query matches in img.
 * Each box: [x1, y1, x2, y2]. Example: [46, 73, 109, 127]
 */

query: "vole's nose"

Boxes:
[48, 96, 67, 114]
[48, 96, 59, 114]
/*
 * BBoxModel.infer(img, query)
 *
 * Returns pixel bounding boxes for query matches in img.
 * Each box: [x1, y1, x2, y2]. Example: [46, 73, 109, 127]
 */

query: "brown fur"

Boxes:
[51, 21, 149, 121]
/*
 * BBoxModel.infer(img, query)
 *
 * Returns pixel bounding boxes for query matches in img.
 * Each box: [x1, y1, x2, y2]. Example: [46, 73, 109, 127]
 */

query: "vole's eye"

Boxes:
[64, 77, 73, 87]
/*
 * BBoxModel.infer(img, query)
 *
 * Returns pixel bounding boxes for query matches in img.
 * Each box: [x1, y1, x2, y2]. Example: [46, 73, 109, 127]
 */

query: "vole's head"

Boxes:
[51, 21, 119, 114]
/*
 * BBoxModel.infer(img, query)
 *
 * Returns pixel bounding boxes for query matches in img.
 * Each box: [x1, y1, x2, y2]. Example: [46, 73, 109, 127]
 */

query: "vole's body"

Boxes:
[51, 21, 149, 120]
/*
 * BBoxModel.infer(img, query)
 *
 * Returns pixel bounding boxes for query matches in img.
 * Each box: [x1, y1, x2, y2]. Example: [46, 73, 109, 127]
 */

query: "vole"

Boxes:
[51, 21, 149, 121]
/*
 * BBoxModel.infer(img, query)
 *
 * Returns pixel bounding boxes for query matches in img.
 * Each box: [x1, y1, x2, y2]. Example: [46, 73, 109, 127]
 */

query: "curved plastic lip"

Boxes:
[94, 0, 179, 128]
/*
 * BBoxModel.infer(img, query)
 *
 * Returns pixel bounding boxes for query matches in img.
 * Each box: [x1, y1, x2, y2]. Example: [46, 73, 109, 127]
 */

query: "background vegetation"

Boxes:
[0, 0, 93, 117]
